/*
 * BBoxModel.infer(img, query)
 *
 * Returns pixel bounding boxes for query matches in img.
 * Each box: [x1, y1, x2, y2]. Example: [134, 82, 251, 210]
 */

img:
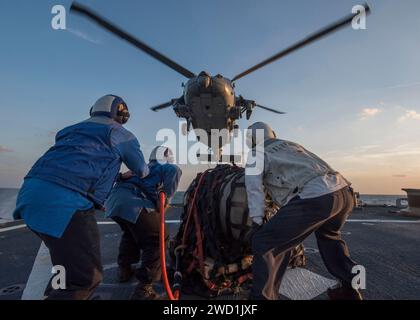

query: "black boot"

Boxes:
[130, 282, 164, 300]
[118, 264, 134, 283]
[327, 284, 363, 300]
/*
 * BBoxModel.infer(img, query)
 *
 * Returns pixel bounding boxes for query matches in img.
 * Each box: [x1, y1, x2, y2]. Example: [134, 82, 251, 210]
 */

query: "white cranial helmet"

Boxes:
[90, 94, 130, 124]
[246, 122, 277, 148]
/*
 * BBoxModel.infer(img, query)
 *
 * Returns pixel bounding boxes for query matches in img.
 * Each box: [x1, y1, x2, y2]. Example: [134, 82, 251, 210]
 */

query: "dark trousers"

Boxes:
[113, 210, 169, 284]
[33, 209, 103, 300]
[251, 187, 357, 300]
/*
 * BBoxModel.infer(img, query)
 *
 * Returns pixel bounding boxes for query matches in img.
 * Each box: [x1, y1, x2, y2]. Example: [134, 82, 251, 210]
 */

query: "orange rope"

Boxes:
[159, 191, 179, 300]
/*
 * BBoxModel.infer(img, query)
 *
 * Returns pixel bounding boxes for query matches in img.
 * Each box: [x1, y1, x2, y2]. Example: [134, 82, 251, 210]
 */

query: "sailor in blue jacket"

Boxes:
[105, 146, 182, 300]
[13, 95, 149, 300]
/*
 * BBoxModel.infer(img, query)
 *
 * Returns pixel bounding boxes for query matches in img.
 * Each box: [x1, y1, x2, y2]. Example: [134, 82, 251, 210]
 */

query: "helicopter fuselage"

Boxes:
[174, 72, 240, 141]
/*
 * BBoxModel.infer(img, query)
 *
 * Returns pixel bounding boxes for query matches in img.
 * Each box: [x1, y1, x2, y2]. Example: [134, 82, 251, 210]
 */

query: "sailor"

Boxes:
[13, 95, 149, 300]
[105, 146, 182, 300]
[244, 122, 362, 300]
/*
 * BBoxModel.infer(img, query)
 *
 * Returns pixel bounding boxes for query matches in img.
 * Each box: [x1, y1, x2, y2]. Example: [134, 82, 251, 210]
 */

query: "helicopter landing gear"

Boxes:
[196, 147, 240, 164]
[196, 147, 221, 163]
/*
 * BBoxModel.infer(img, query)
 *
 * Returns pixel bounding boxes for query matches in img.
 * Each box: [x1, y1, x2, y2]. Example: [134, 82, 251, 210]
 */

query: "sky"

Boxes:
[0, 0, 419, 194]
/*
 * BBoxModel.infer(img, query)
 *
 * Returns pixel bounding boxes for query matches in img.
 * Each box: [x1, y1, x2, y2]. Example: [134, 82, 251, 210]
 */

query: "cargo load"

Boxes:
[171, 164, 306, 298]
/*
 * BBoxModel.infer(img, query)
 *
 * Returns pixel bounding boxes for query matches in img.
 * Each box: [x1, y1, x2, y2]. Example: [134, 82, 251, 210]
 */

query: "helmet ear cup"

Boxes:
[116, 103, 130, 124]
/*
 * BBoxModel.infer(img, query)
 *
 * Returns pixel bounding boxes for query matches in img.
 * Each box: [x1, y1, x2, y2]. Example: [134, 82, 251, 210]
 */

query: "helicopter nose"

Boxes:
[198, 71, 211, 89]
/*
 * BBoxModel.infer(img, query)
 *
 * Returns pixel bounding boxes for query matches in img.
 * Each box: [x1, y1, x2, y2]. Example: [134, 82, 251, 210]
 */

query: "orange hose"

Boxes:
[159, 191, 180, 301]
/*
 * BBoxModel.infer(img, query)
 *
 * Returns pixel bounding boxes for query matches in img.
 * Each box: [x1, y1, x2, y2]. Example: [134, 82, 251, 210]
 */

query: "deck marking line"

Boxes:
[97, 220, 181, 225]
[0, 224, 27, 233]
[21, 242, 52, 300]
[101, 219, 420, 225]
[3, 219, 419, 234]
[280, 267, 336, 300]
[347, 219, 420, 224]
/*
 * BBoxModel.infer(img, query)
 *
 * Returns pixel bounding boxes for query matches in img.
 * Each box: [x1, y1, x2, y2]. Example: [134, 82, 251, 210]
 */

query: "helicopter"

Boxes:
[70, 2, 370, 157]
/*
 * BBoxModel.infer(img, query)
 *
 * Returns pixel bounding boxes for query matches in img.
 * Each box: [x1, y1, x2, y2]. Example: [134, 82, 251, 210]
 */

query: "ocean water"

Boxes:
[0, 188, 19, 222]
[0, 189, 405, 222]
[0, 188, 187, 222]
[171, 192, 405, 207]
[359, 194, 406, 207]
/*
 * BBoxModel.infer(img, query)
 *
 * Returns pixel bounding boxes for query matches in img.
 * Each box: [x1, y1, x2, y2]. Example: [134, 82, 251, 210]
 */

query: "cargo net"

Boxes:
[171, 164, 306, 298]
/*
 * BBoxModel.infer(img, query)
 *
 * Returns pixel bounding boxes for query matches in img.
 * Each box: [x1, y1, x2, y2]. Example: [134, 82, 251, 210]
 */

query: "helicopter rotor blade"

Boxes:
[255, 104, 286, 114]
[70, 2, 196, 79]
[150, 101, 174, 112]
[232, 3, 371, 81]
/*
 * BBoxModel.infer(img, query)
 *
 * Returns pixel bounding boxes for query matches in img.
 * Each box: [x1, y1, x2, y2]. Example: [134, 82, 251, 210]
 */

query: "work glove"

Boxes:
[120, 170, 135, 180]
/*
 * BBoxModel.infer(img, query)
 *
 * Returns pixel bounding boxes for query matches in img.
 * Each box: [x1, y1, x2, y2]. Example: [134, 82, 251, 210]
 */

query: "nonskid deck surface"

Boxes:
[1, 206, 420, 300]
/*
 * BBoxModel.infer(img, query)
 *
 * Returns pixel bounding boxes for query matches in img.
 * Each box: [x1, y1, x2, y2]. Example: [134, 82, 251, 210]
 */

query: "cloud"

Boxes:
[0, 146, 14, 153]
[359, 108, 382, 120]
[66, 27, 101, 45]
[327, 144, 420, 163]
[398, 110, 420, 122]
[377, 81, 420, 91]
[392, 174, 407, 178]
